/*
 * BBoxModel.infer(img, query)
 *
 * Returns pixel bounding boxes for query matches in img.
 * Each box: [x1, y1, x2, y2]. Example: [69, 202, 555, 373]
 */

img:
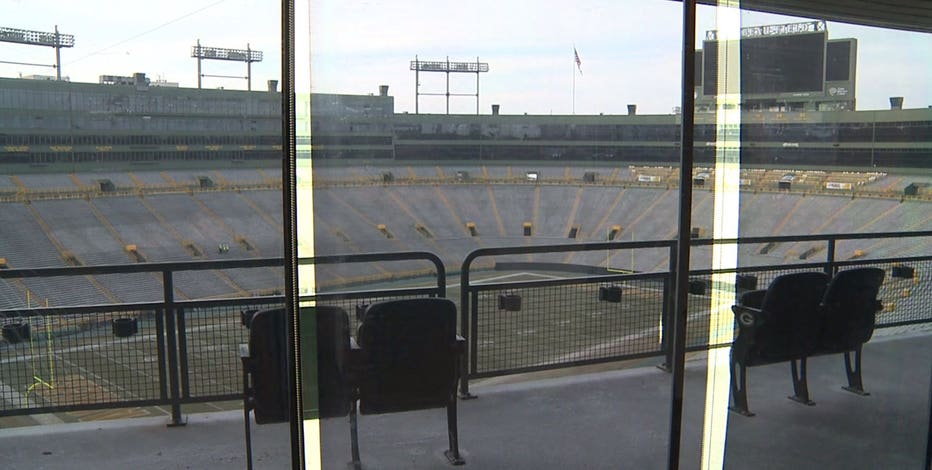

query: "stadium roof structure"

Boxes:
[689, 0, 932, 34]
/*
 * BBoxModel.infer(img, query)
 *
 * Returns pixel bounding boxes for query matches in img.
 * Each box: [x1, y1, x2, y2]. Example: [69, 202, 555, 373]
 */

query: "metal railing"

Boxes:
[458, 230, 932, 396]
[0, 235, 929, 419]
[0, 252, 445, 422]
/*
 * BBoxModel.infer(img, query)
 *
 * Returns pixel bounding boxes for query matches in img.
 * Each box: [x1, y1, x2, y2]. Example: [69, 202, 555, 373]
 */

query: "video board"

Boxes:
[702, 22, 827, 96]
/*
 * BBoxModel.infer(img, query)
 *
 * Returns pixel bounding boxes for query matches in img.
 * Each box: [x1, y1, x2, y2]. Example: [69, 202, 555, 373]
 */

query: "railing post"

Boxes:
[659, 243, 677, 372]
[177, 307, 190, 400]
[458, 255, 477, 399]
[155, 308, 169, 402]
[825, 238, 837, 276]
[163, 270, 186, 427]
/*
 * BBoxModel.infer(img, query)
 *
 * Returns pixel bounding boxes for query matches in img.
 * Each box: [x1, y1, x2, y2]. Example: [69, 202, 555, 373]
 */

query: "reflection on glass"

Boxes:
[300, 0, 931, 468]
[0, 0, 286, 466]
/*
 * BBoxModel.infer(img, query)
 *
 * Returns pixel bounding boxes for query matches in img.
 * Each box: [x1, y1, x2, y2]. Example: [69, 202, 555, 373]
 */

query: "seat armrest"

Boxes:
[738, 289, 767, 309]
[347, 339, 364, 386]
[732, 304, 765, 328]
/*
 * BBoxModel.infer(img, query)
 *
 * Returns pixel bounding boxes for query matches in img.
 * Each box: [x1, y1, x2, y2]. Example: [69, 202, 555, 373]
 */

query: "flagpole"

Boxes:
[572, 45, 576, 115]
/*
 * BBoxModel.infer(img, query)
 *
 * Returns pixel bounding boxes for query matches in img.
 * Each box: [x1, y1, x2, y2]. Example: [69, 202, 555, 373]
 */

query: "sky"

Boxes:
[1, 0, 929, 114]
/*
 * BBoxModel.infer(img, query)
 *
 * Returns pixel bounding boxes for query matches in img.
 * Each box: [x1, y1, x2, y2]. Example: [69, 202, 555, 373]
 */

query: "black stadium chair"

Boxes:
[242, 301, 466, 469]
[241, 308, 289, 470]
[354, 298, 466, 466]
[730, 272, 829, 416]
[316, 306, 354, 420]
[810, 267, 885, 395]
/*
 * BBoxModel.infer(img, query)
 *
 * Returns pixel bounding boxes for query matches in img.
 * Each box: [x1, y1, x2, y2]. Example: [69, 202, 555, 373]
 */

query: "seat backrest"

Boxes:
[356, 298, 458, 415]
[747, 271, 829, 363]
[818, 267, 885, 353]
[313, 306, 352, 419]
[248, 308, 289, 424]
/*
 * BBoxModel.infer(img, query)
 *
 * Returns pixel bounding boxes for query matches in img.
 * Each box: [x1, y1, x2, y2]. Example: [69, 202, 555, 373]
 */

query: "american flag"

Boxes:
[574, 47, 582, 75]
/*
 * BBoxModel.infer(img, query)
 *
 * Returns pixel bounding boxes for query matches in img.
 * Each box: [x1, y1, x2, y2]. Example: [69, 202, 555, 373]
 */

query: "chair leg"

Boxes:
[444, 393, 466, 465]
[729, 355, 754, 417]
[244, 406, 254, 470]
[242, 360, 254, 470]
[789, 358, 815, 406]
[842, 347, 870, 396]
[350, 399, 361, 470]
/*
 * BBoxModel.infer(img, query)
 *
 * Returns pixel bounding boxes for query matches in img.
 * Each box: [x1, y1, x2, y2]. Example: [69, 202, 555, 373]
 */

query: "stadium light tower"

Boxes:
[0, 25, 75, 80]
[411, 56, 489, 114]
[191, 39, 263, 90]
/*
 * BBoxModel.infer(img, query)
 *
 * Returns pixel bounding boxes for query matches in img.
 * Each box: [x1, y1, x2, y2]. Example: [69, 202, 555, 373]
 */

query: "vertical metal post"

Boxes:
[825, 238, 837, 276]
[155, 306, 169, 401]
[446, 56, 450, 115]
[54, 25, 62, 81]
[280, 0, 304, 463]
[667, 0, 696, 468]
[177, 307, 190, 398]
[659, 243, 678, 371]
[163, 270, 186, 426]
[415, 55, 419, 114]
[247, 43, 252, 91]
[476, 57, 480, 116]
[196, 39, 202, 89]
[458, 257, 476, 399]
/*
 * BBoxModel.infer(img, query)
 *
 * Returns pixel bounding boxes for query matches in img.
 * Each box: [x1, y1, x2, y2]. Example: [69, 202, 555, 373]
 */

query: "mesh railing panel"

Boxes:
[312, 293, 443, 336]
[181, 300, 282, 399]
[869, 259, 931, 327]
[472, 276, 666, 376]
[0, 308, 162, 413]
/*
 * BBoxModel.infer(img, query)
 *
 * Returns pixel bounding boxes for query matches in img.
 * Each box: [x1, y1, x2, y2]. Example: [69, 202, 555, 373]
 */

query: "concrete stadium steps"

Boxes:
[160, 171, 208, 187]
[445, 165, 484, 180]
[315, 166, 362, 182]
[94, 273, 165, 304]
[212, 169, 268, 183]
[192, 193, 282, 257]
[220, 267, 283, 294]
[509, 165, 565, 180]
[14, 173, 79, 190]
[487, 186, 538, 237]
[0, 280, 27, 310]
[314, 260, 432, 288]
[786, 198, 901, 262]
[483, 166, 512, 179]
[818, 198, 901, 234]
[0, 203, 66, 268]
[90, 197, 193, 261]
[239, 191, 283, 228]
[441, 186, 507, 238]
[406, 165, 440, 179]
[315, 187, 423, 249]
[612, 188, 678, 242]
[30, 200, 130, 266]
[381, 186, 470, 239]
[141, 194, 247, 258]
[71, 172, 137, 189]
[739, 193, 805, 236]
[170, 271, 244, 300]
[20, 276, 109, 308]
[569, 187, 627, 242]
[536, 186, 582, 238]
[687, 190, 715, 239]
[126, 172, 170, 186]
[0, 176, 20, 191]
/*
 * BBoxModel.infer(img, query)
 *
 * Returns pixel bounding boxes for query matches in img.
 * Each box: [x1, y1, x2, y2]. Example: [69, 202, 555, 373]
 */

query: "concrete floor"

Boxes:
[1, 330, 929, 470]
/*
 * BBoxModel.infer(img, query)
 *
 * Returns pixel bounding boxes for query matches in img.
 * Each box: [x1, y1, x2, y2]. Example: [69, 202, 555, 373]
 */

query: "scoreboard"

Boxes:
[697, 21, 857, 110]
